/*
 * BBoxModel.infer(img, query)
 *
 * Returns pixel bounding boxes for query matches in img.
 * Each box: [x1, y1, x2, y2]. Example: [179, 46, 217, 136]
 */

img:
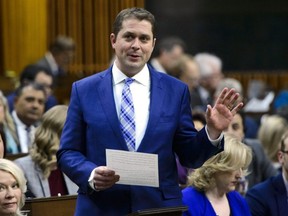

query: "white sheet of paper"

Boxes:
[106, 149, 159, 187]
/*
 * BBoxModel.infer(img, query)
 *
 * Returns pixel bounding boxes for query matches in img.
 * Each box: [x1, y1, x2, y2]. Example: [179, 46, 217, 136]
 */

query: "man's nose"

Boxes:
[131, 38, 140, 49]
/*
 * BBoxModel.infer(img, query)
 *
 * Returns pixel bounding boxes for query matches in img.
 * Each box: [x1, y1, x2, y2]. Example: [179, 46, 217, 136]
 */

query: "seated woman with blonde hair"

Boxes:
[182, 135, 252, 216]
[0, 158, 27, 216]
[0, 91, 19, 154]
[14, 105, 78, 198]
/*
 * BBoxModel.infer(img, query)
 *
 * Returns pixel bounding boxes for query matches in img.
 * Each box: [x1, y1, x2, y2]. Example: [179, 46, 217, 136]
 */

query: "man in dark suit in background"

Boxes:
[246, 130, 288, 216]
[57, 7, 243, 216]
[12, 83, 46, 153]
[149, 36, 186, 76]
[35, 35, 75, 82]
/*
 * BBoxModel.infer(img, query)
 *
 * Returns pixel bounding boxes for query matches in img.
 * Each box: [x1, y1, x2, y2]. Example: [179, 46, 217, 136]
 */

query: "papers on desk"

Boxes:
[106, 149, 159, 187]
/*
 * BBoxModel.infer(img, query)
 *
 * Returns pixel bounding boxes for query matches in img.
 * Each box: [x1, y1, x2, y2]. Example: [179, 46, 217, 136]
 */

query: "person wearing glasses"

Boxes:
[246, 130, 288, 216]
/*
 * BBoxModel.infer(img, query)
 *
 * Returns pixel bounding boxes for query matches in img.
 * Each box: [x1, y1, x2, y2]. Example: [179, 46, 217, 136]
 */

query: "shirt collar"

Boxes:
[45, 51, 59, 72]
[112, 63, 150, 87]
[282, 171, 288, 197]
[12, 110, 27, 128]
[12, 110, 37, 129]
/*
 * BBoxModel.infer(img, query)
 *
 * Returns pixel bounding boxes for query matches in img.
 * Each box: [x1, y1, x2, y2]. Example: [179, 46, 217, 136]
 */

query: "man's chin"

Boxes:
[126, 61, 145, 69]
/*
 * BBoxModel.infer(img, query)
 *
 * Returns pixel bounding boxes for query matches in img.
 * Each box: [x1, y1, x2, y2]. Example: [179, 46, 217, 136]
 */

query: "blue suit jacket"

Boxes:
[182, 187, 251, 216]
[246, 173, 288, 216]
[57, 65, 223, 216]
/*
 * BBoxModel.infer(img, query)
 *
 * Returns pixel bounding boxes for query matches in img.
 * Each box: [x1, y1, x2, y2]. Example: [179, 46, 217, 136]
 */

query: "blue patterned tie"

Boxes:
[120, 78, 136, 151]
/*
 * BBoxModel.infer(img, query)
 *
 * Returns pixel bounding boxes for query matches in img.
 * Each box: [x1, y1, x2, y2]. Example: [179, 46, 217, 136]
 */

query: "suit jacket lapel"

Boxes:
[138, 69, 165, 151]
[273, 174, 288, 214]
[35, 165, 50, 197]
[97, 69, 128, 150]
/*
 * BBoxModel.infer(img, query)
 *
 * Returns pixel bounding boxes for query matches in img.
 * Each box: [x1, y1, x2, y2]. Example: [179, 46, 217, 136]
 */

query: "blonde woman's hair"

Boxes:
[0, 158, 27, 216]
[187, 134, 252, 191]
[258, 114, 288, 162]
[30, 105, 68, 178]
[0, 91, 18, 144]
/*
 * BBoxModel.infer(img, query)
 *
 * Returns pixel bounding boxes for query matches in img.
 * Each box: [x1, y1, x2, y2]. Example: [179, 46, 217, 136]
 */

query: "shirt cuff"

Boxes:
[205, 125, 224, 148]
[88, 168, 97, 190]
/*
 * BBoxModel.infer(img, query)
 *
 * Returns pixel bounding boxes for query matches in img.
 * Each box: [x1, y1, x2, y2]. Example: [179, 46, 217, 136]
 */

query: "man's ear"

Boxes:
[110, 33, 116, 48]
[278, 151, 284, 164]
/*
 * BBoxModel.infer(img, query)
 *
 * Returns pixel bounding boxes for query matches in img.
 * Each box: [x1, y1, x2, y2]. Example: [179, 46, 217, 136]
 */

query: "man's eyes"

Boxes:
[124, 35, 150, 42]
[140, 36, 149, 42]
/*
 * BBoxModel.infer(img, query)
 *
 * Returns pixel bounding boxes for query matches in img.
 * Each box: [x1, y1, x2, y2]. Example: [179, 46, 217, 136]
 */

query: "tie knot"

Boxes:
[125, 78, 134, 86]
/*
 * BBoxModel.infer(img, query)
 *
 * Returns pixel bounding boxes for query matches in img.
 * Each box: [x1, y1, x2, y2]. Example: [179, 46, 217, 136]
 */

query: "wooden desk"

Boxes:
[127, 206, 188, 216]
[22, 195, 77, 216]
[5, 153, 28, 161]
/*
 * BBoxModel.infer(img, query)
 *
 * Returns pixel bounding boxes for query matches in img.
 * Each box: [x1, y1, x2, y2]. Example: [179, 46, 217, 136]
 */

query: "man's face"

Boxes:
[34, 72, 53, 96]
[14, 86, 45, 126]
[110, 18, 155, 76]
[224, 113, 245, 142]
[161, 45, 184, 72]
[55, 50, 75, 70]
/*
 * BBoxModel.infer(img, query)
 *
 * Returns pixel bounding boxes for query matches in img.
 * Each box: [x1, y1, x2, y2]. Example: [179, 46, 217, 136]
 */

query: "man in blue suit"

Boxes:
[57, 7, 243, 216]
[246, 131, 288, 216]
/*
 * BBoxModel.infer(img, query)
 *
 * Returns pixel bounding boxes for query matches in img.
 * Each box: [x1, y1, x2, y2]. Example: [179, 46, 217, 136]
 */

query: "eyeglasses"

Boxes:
[281, 149, 288, 154]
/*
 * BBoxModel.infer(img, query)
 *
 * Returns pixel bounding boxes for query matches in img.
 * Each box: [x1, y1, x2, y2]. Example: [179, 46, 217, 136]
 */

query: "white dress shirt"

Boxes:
[112, 64, 150, 150]
[45, 51, 59, 76]
[12, 110, 35, 153]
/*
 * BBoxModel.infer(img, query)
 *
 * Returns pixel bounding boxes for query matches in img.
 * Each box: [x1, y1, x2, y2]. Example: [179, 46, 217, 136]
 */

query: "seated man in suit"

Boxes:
[11, 83, 46, 153]
[245, 129, 288, 216]
[224, 112, 278, 190]
[14, 105, 78, 198]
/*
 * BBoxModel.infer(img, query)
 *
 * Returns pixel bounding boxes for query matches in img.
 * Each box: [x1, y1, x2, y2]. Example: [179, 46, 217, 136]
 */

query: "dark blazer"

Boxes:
[246, 173, 288, 216]
[35, 57, 66, 78]
[57, 65, 223, 216]
[244, 138, 278, 188]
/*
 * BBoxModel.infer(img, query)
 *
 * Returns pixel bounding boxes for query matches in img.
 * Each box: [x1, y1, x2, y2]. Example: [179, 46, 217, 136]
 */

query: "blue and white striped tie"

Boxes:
[120, 78, 135, 151]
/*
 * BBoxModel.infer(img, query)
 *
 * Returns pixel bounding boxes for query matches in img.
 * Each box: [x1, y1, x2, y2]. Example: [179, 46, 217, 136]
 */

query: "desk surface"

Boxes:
[22, 195, 77, 216]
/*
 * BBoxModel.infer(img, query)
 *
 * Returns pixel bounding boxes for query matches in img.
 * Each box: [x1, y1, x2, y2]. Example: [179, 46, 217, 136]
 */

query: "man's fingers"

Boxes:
[214, 87, 229, 105]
